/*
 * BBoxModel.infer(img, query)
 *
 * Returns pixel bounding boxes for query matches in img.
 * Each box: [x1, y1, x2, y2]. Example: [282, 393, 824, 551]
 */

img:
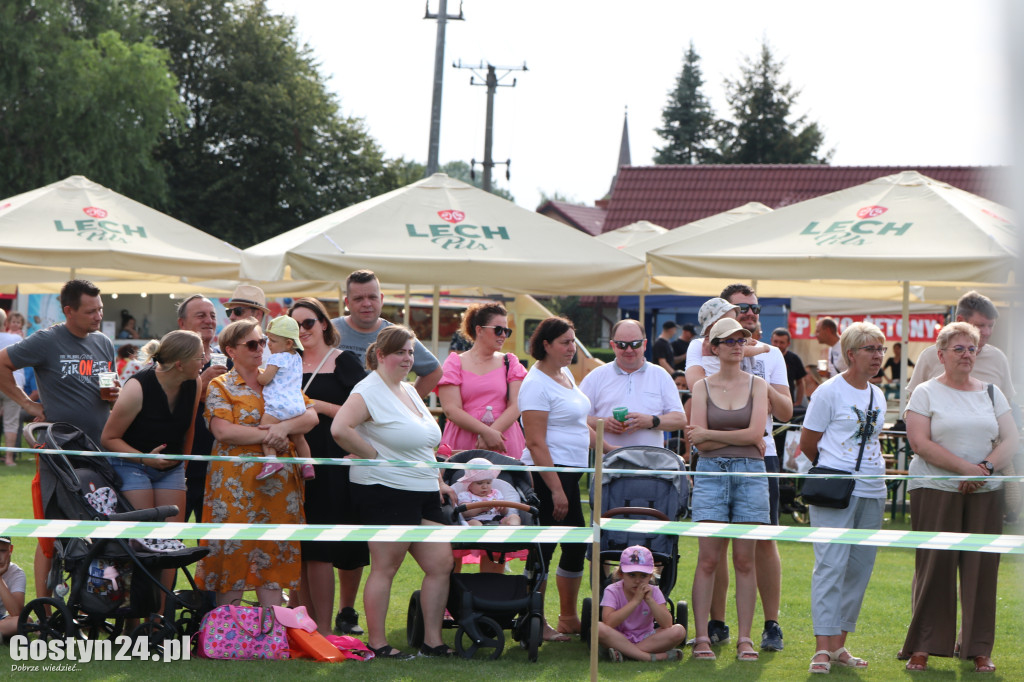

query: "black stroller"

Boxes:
[580, 446, 689, 644]
[406, 449, 546, 661]
[16, 423, 209, 651]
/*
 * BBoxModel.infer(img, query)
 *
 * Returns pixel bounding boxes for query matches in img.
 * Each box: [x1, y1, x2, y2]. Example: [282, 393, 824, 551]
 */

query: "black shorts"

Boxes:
[301, 463, 369, 570]
[351, 483, 447, 526]
[765, 455, 780, 525]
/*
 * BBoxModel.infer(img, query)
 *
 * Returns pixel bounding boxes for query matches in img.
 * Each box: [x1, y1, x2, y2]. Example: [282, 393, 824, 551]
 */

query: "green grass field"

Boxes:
[1, 454, 1021, 680]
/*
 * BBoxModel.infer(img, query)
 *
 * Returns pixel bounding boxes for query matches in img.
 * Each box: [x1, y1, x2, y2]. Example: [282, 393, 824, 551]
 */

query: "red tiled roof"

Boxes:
[602, 165, 1010, 232]
[537, 200, 607, 236]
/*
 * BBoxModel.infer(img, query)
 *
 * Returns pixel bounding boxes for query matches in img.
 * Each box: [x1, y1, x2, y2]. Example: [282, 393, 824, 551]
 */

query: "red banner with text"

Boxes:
[789, 313, 946, 342]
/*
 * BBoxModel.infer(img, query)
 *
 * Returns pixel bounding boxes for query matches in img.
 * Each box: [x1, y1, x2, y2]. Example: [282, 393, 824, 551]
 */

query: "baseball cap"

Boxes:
[266, 315, 304, 351]
[697, 298, 738, 335]
[619, 545, 655, 574]
[707, 317, 752, 342]
[0, 536, 11, 544]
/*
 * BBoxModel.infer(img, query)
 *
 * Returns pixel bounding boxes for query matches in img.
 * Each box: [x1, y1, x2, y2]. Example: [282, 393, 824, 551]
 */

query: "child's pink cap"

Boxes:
[620, 545, 655, 574]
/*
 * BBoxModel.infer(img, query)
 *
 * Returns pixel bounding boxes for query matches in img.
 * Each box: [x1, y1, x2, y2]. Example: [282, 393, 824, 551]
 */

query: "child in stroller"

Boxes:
[599, 545, 686, 662]
[453, 458, 522, 526]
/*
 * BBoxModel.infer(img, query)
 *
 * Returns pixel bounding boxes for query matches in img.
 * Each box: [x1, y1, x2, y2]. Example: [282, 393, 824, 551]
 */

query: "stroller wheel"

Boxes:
[131, 619, 177, 654]
[675, 600, 688, 633]
[78, 612, 125, 640]
[406, 590, 425, 648]
[580, 597, 592, 648]
[17, 597, 76, 641]
[454, 615, 504, 660]
[525, 614, 542, 663]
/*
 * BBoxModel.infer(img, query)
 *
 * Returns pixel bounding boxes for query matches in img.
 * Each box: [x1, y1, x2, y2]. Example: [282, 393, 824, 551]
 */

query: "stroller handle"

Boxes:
[456, 500, 538, 515]
[107, 505, 180, 523]
[602, 506, 670, 521]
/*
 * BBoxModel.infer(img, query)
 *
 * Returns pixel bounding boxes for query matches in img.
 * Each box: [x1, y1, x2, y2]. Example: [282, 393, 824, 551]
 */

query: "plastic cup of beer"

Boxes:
[817, 359, 828, 373]
[98, 372, 118, 400]
[612, 406, 629, 422]
[210, 353, 228, 367]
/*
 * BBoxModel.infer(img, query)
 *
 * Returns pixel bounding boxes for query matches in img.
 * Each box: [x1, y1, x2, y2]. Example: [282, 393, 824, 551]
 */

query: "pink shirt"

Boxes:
[438, 352, 527, 457]
[600, 580, 666, 643]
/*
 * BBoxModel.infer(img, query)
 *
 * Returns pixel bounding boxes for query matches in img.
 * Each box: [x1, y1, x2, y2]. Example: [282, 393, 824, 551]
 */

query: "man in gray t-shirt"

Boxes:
[0, 536, 26, 634]
[331, 270, 441, 398]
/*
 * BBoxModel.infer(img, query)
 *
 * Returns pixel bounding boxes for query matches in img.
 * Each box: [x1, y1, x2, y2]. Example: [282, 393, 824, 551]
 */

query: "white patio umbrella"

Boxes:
[594, 220, 667, 250]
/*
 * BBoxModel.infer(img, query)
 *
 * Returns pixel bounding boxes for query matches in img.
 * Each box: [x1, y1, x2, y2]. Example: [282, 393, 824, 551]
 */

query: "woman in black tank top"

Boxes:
[685, 318, 769, 662]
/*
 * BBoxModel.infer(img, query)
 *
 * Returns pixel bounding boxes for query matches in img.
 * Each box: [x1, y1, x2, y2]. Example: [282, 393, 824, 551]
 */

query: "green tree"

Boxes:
[720, 40, 830, 164]
[0, 0, 184, 203]
[654, 42, 720, 164]
[439, 160, 514, 202]
[142, 0, 402, 247]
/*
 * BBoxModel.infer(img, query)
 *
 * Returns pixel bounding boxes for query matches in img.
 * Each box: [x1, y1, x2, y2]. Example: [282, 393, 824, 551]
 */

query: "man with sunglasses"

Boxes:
[579, 319, 685, 449]
[331, 270, 441, 398]
[905, 290, 1014, 402]
[224, 285, 272, 364]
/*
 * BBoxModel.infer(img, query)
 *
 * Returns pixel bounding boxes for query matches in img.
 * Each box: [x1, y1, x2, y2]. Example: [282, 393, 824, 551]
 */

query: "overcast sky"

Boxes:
[266, 0, 1010, 213]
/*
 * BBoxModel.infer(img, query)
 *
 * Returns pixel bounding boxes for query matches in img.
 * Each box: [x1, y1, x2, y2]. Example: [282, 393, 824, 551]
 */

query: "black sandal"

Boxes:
[369, 644, 414, 660]
[419, 643, 456, 657]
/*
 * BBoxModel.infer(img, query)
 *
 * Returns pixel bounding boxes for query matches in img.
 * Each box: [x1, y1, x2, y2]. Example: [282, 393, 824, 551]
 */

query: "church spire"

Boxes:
[609, 106, 631, 195]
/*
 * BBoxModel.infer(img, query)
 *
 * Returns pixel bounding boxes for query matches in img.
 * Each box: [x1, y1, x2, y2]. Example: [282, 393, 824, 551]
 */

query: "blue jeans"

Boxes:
[111, 460, 186, 492]
[691, 456, 770, 524]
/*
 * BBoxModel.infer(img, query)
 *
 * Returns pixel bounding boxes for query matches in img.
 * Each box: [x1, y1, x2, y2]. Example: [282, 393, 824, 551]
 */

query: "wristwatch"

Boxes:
[650, 415, 661, 429]
[980, 460, 994, 475]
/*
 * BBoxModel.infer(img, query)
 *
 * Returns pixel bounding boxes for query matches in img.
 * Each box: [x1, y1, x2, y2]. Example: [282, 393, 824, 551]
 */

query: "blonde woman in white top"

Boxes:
[331, 325, 454, 659]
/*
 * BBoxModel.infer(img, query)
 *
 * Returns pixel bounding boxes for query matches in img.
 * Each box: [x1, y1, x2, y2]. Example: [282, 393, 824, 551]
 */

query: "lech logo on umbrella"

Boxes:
[406, 209, 510, 250]
[53, 206, 149, 243]
[799, 204, 910, 247]
[437, 209, 465, 223]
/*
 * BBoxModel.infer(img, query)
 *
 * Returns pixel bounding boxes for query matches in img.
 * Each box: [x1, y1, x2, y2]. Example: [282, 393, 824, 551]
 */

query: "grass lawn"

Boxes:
[1, 454, 1022, 680]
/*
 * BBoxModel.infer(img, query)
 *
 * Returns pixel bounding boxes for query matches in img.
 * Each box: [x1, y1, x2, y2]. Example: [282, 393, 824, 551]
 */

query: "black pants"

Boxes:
[533, 468, 586, 576]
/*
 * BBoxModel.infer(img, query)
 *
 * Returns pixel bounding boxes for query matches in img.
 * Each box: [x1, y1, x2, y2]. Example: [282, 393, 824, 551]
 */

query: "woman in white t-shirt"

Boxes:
[331, 325, 454, 659]
[899, 322, 1017, 674]
[800, 322, 887, 674]
[519, 317, 592, 642]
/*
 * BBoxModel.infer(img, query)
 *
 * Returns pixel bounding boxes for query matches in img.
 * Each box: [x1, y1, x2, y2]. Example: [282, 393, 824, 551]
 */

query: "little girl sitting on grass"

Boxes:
[599, 545, 686, 662]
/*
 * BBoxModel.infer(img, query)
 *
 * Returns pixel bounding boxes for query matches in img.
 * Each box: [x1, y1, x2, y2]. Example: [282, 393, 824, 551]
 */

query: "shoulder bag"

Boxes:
[801, 389, 874, 509]
[195, 604, 289, 660]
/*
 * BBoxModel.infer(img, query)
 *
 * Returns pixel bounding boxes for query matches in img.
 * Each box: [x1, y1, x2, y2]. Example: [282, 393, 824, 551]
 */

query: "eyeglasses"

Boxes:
[228, 306, 257, 318]
[857, 345, 888, 355]
[611, 339, 644, 350]
[236, 338, 268, 352]
[944, 345, 978, 356]
[736, 304, 761, 314]
[715, 338, 748, 347]
[295, 318, 319, 330]
[480, 325, 512, 337]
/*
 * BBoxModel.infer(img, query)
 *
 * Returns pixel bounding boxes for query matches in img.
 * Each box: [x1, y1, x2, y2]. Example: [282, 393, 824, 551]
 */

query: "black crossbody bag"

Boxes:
[802, 389, 874, 509]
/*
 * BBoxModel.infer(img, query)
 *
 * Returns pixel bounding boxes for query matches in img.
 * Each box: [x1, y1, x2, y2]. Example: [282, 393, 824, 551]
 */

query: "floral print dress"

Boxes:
[195, 369, 312, 593]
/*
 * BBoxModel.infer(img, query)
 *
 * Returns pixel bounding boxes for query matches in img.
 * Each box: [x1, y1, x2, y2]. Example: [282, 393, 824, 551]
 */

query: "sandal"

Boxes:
[418, 643, 455, 658]
[831, 646, 868, 668]
[661, 648, 684, 662]
[692, 636, 716, 661]
[736, 637, 759, 661]
[973, 655, 995, 673]
[369, 644, 414, 660]
[607, 648, 624, 662]
[810, 649, 832, 674]
[906, 653, 928, 671]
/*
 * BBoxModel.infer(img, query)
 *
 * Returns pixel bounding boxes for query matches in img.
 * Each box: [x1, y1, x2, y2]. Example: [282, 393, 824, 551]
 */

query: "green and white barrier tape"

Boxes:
[1, 517, 1021, 554]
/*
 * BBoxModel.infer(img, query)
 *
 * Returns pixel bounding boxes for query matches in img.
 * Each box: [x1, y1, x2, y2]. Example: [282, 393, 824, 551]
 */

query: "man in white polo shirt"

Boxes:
[580, 319, 686, 450]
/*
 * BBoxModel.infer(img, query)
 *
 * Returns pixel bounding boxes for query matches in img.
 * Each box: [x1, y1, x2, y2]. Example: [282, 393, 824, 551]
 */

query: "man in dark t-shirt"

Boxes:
[671, 324, 696, 371]
[652, 321, 678, 374]
[770, 328, 807, 405]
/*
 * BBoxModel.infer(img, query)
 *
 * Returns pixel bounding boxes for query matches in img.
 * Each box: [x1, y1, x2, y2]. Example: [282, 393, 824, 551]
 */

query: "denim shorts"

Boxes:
[111, 460, 186, 492]
[690, 456, 770, 524]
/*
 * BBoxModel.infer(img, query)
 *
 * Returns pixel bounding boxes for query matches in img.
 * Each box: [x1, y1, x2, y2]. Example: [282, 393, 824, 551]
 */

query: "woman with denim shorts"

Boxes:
[800, 321, 887, 674]
[685, 317, 769, 662]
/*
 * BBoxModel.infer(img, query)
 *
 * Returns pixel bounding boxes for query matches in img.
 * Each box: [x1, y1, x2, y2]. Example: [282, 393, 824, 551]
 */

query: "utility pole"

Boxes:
[424, 1, 464, 176]
[454, 60, 527, 192]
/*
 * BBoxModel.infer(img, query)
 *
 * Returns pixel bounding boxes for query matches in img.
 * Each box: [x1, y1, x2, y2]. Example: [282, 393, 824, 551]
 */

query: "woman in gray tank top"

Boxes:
[685, 318, 769, 662]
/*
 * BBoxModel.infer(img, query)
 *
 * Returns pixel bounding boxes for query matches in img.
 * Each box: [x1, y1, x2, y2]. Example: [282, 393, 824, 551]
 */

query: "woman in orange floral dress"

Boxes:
[195, 319, 318, 607]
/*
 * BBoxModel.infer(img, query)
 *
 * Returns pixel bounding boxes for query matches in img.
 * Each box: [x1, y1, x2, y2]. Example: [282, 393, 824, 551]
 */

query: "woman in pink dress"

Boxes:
[438, 302, 527, 457]
[439, 302, 527, 573]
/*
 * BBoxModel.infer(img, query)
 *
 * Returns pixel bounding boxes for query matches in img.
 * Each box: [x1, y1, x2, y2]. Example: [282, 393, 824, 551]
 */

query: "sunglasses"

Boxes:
[611, 339, 644, 350]
[227, 306, 258, 318]
[715, 338, 748, 347]
[236, 337, 268, 352]
[480, 325, 512, 337]
[736, 304, 761, 314]
[294, 318, 319, 330]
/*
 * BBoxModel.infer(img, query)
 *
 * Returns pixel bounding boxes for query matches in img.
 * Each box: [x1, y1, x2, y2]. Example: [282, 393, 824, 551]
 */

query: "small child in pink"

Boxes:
[454, 458, 521, 526]
[599, 545, 686, 662]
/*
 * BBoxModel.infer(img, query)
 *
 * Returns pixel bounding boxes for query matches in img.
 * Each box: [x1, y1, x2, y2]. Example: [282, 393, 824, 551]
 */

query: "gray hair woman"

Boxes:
[900, 322, 1017, 673]
[800, 322, 888, 673]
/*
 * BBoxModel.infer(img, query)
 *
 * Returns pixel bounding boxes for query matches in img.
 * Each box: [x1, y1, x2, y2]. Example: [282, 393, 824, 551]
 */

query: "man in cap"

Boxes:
[580, 319, 686, 450]
[223, 284, 271, 363]
[0, 280, 117, 600]
[331, 270, 441, 398]
[0, 535, 25, 640]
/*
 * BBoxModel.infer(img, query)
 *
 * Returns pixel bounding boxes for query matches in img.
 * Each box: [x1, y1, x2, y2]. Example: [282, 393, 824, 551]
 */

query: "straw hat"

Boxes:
[225, 284, 270, 315]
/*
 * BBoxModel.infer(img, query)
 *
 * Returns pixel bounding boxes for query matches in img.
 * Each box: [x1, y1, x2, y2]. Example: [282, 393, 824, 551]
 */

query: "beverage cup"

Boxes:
[98, 372, 118, 400]
[612, 406, 629, 422]
[210, 353, 228, 367]
[817, 359, 828, 374]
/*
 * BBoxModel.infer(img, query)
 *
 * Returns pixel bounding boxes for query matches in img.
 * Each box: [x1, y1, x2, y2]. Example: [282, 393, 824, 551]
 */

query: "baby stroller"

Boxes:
[581, 446, 689, 645]
[16, 422, 209, 651]
[406, 449, 546, 661]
